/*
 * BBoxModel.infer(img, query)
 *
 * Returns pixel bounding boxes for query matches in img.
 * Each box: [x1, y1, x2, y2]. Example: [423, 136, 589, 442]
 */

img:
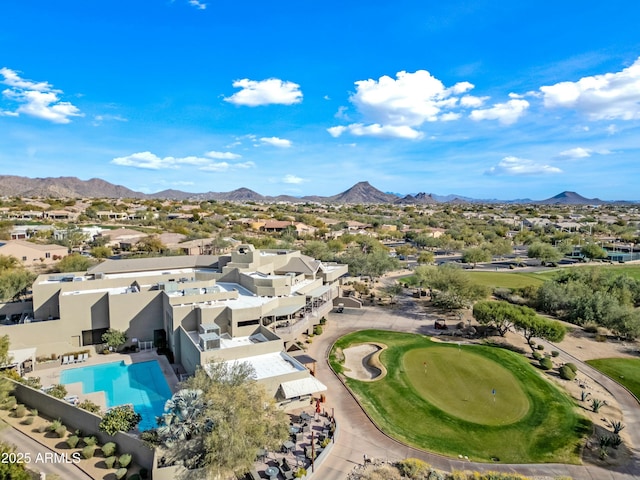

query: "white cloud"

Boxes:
[350, 70, 474, 127]
[224, 78, 302, 106]
[111, 151, 254, 171]
[460, 95, 489, 107]
[260, 137, 292, 148]
[205, 150, 242, 159]
[485, 156, 562, 176]
[283, 174, 305, 184]
[328, 70, 507, 139]
[328, 123, 422, 139]
[470, 99, 529, 125]
[607, 124, 618, 135]
[0, 67, 83, 123]
[188, 0, 206, 9]
[92, 114, 127, 126]
[558, 147, 591, 159]
[540, 57, 640, 120]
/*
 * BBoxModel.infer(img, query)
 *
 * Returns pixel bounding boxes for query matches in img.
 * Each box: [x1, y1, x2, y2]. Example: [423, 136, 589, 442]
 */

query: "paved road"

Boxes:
[306, 294, 640, 480]
[0, 422, 93, 479]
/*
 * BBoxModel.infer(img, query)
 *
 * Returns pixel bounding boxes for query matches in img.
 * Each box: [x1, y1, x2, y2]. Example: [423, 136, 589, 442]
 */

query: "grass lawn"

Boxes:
[465, 271, 548, 289]
[586, 358, 640, 400]
[331, 330, 589, 463]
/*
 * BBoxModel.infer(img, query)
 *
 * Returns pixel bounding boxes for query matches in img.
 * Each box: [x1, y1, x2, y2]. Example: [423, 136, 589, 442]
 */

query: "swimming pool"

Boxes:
[60, 360, 173, 431]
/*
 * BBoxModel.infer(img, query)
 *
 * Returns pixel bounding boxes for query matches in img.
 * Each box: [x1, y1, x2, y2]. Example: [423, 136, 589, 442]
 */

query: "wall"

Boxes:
[11, 381, 154, 470]
[177, 326, 201, 375]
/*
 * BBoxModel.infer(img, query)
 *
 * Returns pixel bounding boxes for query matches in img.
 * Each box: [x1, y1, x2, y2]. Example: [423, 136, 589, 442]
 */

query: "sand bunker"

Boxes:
[343, 343, 387, 381]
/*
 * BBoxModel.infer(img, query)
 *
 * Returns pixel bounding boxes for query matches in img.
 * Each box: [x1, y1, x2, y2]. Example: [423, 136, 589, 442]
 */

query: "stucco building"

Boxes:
[2, 245, 348, 408]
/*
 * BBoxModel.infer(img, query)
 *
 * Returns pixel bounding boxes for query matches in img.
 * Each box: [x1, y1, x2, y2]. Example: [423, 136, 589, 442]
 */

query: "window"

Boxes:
[238, 319, 260, 327]
[45, 252, 51, 258]
[22, 256, 27, 261]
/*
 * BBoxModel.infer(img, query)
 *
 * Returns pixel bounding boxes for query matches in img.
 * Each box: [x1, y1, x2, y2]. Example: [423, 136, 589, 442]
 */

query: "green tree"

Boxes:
[462, 247, 492, 267]
[174, 360, 289, 478]
[580, 243, 608, 260]
[0, 335, 14, 403]
[52, 253, 96, 273]
[416, 251, 434, 265]
[99, 405, 142, 435]
[381, 284, 404, 303]
[90, 246, 113, 259]
[157, 389, 210, 446]
[527, 242, 562, 265]
[102, 328, 127, 351]
[473, 300, 517, 336]
[0, 269, 35, 302]
[511, 307, 566, 351]
[0, 442, 31, 480]
[414, 264, 489, 313]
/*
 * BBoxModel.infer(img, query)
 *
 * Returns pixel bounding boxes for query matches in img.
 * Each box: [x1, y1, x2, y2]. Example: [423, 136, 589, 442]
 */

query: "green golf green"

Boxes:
[404, 347, 529, 425]
[330, 330, 590, 463]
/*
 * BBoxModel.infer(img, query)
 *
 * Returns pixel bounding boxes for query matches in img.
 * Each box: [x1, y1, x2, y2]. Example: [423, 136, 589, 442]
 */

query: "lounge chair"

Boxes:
[61, 356, 70, 365]
[80, 353, 88, 362]
[64, 395, 79, 405]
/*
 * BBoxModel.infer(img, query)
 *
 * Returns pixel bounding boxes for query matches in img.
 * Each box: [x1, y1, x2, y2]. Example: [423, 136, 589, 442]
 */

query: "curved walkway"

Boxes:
[305, 303, 640, 480]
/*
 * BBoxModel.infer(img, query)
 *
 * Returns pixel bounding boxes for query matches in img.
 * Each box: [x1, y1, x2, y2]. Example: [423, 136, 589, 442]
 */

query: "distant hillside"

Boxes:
[0, 175, 145, 198]
[0, 175, 633, 204]
[325, 181, 399, 204]
[537, 191, 602, 205]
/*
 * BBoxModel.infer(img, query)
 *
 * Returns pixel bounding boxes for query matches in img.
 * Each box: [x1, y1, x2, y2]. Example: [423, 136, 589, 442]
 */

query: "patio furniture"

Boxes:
[63, 395, 79, 405]
[289, 425, 300, 434]
[264, 466, 279, 480]
[300, 412, 312, 422]
[282, 440, 295, 453]
[295, 432, 303, 443]
[80, 353, 89, 362]
[61, 356, 70, 365]
[256, 448, 267, 461]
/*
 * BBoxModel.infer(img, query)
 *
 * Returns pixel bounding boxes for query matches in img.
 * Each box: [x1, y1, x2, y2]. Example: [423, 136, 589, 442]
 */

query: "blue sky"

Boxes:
[1, 1, 640, 200]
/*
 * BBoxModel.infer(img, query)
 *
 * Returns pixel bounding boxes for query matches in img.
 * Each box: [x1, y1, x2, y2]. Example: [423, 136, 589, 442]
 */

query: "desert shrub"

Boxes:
[81, 445, 96, 459]
[361, 464, 402, 480]
[66, 435, 80, 449]
[595, 333, 607, 342]
[319, 316, 327, 325]
[37, 423, 49, 433]
[104, 456, 117, 469]
[565, 363, 578, 373]
[21, 416, 34, 425]
[583, 322, 599, 333]
[48, 384, 67, 399]
[2, 397, 16, 410]
[537, 344, 545, 351]
[102, 441, 117, 457]
[551, 350, 560, 357]
[295, 467, 306, 478]
[314, 325, 323, 335]
[83, 436, 98, 446]
[559, 365, 576, 380]
[397, 458, 430, 478]
[532, 351, 543, 360]
[55, 426, 67, 438]
[30, 408, 38, 416]
[139, 429, 160, 448]
[539, 357, 553, 370]
[78, 399, 101, 414]
[119, 453, 132, 468]
[50, 419, 63, 432]
[115, 468, 128, 480]
[14, 404, 26, 418]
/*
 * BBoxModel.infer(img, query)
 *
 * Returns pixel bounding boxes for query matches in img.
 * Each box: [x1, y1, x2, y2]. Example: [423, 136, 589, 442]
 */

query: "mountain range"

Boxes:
[0, 175, 632, 205]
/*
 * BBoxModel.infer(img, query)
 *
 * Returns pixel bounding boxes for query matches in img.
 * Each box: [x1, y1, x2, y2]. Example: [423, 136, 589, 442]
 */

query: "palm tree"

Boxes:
[157, 389, 210, 445]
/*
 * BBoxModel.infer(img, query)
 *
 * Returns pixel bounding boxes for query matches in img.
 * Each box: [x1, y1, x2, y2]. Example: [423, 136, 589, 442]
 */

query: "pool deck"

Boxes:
[28, 348, 179, 412]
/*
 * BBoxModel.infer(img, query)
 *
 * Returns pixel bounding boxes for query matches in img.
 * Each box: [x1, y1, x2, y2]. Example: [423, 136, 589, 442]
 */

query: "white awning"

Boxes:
[6, 348, 37, 367]
[304, 284, 332, 298]
[279, 376, 327, 399]
[265, 304, 303, 317]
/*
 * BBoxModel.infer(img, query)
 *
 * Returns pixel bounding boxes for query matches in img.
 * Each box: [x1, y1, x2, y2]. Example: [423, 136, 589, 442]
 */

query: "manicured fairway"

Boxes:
[465, 271, 547, 289]
[331, 330, 589, 463]
[404, 347, 529, 425]
[586, 358, 640, 400]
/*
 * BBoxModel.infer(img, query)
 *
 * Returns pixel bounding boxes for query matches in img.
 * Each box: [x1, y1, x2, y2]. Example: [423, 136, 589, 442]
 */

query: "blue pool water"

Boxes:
[60, 360, 172, 431]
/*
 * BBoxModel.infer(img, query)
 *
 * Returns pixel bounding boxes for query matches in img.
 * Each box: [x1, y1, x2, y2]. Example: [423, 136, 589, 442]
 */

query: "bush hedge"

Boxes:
[104, 456, 117, 469]
[14, 404, 26, 418]
[102, 441, 117, 457]
[115, 468, 127, 480]
[539, 357, 553, 370]
[119, 453, 132, 468]
[81, 445, 96, 459]
[66, 435, 80, 449]
[559, 365, 576, 381]
[565, 363, 578, 373]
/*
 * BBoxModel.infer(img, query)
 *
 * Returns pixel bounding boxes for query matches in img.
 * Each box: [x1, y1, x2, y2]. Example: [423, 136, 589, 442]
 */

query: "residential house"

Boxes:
[0, 240, 68, 267]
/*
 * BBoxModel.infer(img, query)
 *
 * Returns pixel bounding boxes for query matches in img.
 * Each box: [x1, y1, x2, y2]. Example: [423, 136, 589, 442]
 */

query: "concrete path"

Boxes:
[0, 422, 93, 480]
[306, 299, 640, 480]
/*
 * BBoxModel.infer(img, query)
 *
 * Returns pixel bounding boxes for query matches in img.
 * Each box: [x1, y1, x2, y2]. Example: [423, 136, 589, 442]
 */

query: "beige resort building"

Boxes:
[2, 244, 348, 408]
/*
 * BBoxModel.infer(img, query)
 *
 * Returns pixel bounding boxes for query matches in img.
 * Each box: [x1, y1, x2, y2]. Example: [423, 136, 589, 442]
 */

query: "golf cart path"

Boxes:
[306, 304, 640, 480]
